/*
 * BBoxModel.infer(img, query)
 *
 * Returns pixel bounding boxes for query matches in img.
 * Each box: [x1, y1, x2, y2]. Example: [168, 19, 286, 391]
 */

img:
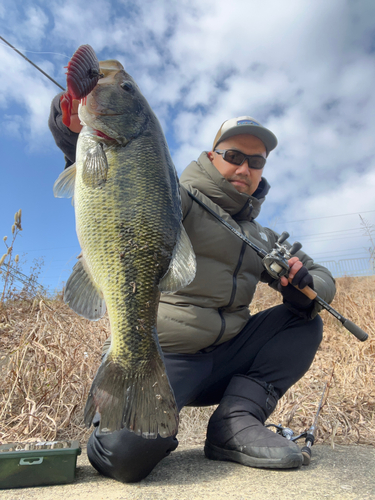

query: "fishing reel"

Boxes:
[262, 232, 303, 280]
[266, 423, 307, 442]
[266, 423, 315, 466]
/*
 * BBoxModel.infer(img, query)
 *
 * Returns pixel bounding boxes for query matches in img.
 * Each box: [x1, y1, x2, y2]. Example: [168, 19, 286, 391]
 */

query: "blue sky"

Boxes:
[1, 0, 375, 293]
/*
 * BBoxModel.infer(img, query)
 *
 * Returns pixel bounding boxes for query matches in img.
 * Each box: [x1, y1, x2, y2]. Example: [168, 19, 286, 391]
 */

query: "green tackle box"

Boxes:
[0, 440, 81, 489]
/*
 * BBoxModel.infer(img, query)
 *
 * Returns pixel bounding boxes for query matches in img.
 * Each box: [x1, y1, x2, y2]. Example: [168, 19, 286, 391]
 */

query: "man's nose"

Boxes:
[235, 161, 251, 175]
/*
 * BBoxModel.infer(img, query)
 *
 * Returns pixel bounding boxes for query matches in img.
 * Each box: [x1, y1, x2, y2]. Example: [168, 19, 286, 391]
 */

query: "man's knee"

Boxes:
[87, 426, 178, 483]
[286, 309, 323, 350]
[307, 313, 324, 348]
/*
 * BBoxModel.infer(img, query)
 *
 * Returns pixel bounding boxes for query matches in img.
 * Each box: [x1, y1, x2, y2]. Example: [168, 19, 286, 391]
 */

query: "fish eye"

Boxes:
[121, 82, 133, 91]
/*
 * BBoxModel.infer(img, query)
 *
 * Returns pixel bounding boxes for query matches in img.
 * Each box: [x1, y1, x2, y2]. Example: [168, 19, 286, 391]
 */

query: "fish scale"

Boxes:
[54, 53, 196, 438]
[76, 136, 177, 363]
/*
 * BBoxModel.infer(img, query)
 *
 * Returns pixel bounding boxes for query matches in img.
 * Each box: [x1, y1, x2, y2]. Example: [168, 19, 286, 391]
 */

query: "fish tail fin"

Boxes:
[84, 352, 179, 439]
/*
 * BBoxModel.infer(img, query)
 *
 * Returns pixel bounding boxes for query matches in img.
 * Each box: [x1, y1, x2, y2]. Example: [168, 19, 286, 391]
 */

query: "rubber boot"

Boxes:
[204, 375, 302, 469]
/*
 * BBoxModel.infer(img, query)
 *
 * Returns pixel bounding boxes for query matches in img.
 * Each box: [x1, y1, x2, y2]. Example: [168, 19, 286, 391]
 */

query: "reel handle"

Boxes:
[277, 232, 289, 244]
[289, 241, 302, 256]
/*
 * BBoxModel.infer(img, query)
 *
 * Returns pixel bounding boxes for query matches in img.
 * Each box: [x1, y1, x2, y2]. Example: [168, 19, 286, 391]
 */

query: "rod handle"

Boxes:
[342, 319, 368, 342]
[288, 280, 317, 301]
[301, 446, 311, 466]
[290, 281, 369, 342]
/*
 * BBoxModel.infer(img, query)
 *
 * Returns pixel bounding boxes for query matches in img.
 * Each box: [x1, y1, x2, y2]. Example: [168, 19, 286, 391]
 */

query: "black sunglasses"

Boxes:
[214, 149, 266, 170]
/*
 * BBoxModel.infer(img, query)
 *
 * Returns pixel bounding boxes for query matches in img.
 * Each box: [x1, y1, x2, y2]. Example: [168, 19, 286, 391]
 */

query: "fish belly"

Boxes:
[75, 137, 180, 437]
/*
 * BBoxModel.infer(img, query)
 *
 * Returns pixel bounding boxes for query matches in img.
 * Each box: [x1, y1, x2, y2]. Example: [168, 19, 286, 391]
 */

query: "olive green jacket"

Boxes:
[157, 152, 336, 354]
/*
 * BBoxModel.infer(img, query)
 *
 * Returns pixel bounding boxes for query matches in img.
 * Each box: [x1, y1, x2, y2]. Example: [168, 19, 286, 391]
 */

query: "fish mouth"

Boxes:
[90, 111, 124, 117]
[93, 129, 116, 141]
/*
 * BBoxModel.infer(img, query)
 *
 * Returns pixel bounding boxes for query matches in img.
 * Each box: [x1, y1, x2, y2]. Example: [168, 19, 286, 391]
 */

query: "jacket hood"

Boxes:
[180, 152, 270, 221]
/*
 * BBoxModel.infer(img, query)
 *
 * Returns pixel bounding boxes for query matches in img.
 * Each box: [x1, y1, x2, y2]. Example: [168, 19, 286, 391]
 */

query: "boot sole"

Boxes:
[204, 439, 303, 469]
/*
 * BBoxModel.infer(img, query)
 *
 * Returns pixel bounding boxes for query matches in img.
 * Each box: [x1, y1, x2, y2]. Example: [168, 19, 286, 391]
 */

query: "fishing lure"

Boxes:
[60, 44, 102, 127]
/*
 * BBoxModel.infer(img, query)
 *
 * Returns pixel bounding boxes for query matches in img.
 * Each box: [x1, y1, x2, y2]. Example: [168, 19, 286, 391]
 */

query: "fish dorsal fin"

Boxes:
[82, 143, 108, 188]
[64, 256, 106, 320]
[159, 223, 196, 293]
[53, 163, 76, 198]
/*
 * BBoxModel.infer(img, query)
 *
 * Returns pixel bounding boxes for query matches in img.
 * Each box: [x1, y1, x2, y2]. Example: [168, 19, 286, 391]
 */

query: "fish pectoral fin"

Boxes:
[159, 223, 196, 293]
[64, 256, 106, 320]
[82, 143, 108, 188]
[53, 163, 76, 198]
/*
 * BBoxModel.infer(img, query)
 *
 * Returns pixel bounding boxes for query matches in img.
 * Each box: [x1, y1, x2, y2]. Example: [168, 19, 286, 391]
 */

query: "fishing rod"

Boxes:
[187, 191, 368, 342]
[5, 36, 369, 343]
[300, 378, 329, 465]
[0, 35, 65, 91]
[266, 365, 334, 465]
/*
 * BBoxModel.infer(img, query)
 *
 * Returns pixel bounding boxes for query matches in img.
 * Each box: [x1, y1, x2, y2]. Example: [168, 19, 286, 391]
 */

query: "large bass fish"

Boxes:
[54, 47, 196, 438]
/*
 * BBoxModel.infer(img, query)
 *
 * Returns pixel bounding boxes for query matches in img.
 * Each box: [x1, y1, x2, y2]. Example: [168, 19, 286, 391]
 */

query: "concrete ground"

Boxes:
[1, 444, 374, 500]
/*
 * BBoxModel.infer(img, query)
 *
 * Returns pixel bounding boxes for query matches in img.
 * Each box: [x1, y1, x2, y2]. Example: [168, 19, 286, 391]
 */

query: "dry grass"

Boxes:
[1, 276, 374, 448]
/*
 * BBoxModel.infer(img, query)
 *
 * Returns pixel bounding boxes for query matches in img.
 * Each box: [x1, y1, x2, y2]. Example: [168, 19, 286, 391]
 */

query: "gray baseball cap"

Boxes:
[213, 116, 278, 156]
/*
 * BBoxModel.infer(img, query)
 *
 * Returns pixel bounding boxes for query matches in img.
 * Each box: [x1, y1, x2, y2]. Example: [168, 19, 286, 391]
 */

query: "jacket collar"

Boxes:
[180, 152, 270, 221]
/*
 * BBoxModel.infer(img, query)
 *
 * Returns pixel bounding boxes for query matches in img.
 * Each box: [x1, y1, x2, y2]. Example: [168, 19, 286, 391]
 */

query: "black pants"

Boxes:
[87, 305, 323, 482]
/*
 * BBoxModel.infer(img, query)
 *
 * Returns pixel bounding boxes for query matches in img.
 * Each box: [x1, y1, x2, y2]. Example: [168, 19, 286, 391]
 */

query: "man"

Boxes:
[49, 96, 336, 482]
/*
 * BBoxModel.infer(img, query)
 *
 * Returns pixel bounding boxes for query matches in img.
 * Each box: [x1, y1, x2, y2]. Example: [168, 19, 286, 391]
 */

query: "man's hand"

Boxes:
[280, 257, 313, 289]
[278, 257, 314, 310]
[69, 99, 83, 133]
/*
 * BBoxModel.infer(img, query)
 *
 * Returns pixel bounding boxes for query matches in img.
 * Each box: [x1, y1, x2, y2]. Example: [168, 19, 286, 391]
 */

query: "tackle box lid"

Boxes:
[0, 440, 81, 457]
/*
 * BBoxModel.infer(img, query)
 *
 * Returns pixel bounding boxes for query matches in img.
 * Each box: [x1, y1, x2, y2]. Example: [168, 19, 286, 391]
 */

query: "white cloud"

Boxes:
[0, 43, 57, 147]
[22, 6, 49, 42]
[1, 0, 375, 267]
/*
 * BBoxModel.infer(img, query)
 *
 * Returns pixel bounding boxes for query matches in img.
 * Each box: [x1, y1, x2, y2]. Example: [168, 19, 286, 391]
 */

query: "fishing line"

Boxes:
[0, 264, 80, 327]
[0, 265, 46, 293]
[0, 35, 65, 91]
[0, 41, 70, 59]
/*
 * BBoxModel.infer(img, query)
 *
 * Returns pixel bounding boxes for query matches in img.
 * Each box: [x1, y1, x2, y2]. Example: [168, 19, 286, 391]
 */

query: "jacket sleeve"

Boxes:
[179, 185, 194, 220]
[48, 93, 79, 169]
[296, 250, 336, 318]
[261, 229, 336, 319]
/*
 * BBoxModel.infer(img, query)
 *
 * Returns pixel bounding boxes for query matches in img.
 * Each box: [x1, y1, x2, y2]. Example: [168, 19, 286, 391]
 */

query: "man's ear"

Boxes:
[208, 151, 215, 162]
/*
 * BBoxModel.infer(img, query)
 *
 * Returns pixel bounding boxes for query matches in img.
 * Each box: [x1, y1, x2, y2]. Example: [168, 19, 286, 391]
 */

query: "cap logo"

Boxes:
[237, 119, 259, 126]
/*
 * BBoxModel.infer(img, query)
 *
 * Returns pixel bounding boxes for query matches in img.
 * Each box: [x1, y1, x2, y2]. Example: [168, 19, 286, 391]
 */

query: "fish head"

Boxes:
[79, 60, 152, 144]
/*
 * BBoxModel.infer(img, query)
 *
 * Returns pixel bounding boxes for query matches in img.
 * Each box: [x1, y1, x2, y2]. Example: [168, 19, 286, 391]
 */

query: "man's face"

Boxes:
[208, 134, 267, 196]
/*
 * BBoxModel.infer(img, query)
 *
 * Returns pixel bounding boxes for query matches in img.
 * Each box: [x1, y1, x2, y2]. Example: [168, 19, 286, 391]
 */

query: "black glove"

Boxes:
[278, 266, 314, 311]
